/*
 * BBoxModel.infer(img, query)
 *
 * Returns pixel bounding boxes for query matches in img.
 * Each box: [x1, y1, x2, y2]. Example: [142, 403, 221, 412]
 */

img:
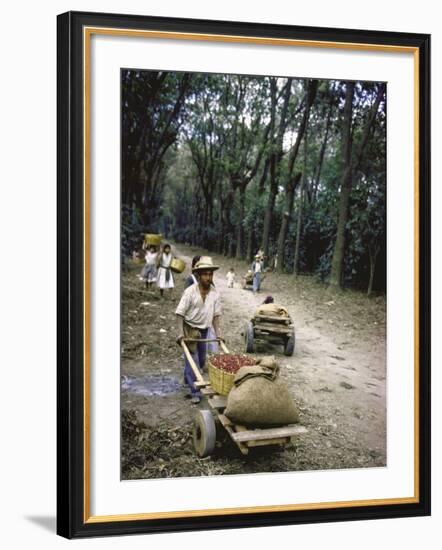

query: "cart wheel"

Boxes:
[245, 321, 255, 353]
[284, 331, 295, 356]
[193, 410, 216, 457]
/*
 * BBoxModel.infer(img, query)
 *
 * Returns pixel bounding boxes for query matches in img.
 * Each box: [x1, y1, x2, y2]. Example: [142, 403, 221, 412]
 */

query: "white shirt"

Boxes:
[145, 251, 157, 265]
[253, 261, 262, 273]
[159, 252, 172, 268]
[175, 283, 221, 329]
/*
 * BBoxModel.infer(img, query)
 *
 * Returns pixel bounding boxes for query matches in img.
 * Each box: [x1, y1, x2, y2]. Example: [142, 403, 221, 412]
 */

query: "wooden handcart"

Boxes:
[244, 310, 295, 356]
[181, 338, 306, 458]
[241, 271, 266, 289]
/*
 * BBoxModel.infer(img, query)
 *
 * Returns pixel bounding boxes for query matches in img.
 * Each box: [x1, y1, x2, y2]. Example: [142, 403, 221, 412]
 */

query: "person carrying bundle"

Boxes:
[139, 245, 158, 289]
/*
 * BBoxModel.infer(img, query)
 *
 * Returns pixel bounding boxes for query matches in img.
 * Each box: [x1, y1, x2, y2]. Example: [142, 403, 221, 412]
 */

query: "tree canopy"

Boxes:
[122, 70, 386, 294]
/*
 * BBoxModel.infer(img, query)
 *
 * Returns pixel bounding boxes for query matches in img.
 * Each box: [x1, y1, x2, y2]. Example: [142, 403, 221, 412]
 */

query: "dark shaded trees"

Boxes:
[329, 82, 386, 288]
[261, 77, 293, 260]
[219, 76, 270, 258]
[122, 70, 193, 226]
[122, 70, 387, 294]
[275, 79, 318, 272]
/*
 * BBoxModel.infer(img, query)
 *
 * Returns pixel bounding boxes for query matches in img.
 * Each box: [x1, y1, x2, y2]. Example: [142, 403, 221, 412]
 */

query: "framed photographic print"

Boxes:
[57, 11, 431, 538]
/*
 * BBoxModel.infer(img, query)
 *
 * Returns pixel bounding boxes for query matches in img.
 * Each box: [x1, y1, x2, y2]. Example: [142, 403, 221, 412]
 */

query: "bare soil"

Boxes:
[121, 243, 386, 479]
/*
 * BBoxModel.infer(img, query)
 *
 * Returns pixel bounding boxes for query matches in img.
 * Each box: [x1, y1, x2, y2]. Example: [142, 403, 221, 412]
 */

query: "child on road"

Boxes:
[226, 267, 235, 288]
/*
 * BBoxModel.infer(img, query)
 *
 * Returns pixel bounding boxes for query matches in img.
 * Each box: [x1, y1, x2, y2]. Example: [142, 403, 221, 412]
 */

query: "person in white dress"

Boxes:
[139, 245, 158, 289]
[156, 243, 174, 297]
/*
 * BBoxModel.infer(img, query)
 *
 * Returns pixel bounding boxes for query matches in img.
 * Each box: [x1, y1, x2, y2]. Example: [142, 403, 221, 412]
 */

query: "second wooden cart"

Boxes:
[244, 308, 295, 356]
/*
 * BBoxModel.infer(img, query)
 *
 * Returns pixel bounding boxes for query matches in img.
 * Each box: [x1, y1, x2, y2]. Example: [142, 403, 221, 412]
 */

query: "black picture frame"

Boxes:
[57, 10, 431, 539]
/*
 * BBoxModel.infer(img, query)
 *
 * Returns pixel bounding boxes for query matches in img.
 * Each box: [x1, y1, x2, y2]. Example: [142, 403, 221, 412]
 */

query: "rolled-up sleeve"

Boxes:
[175, 292, 188, 317]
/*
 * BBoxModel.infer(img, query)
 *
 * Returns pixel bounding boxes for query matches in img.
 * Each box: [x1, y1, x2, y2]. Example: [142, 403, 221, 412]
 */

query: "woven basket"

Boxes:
[208, 359, 236, 396]
[170, 257, 186, 273]
[144, 233, 162, 246]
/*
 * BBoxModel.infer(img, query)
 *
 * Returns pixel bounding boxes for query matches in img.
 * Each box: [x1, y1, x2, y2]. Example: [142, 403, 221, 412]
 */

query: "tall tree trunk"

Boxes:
[275, 79, 317, 273]
[329, 82, 355, 288]
[217, 207, 224, 252]
[261, 182, 277, 259]
[275, 172, 302, 271]
[260, 77, 292, 261]
[367, 244, 380, 296]
[223, 235, 229, 257]
[236, 185, 246, 259]
[330, 81, 385, 288]
[312, 99, 333, 203]
[329, 169, 352, 287]
[246, 228, 254, 263]
[202, 203, 209, 248]
[224, 194, 235, 257]
[294, 134, 308, 275]
[228, 238, 235, 258]
[293, 185, 304, 276]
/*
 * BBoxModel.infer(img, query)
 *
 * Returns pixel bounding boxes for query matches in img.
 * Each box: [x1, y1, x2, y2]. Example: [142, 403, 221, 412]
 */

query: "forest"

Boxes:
[122, 69, 386, 294]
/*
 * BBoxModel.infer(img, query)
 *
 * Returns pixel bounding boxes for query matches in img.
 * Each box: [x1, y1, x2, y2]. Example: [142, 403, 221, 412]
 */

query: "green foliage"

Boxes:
[121, 205, 144, 258]
[121, 71, 386, 292]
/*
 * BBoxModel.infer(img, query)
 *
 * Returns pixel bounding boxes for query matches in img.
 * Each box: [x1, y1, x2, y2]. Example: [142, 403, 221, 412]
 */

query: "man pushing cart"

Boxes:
[175, 256, 223, 404]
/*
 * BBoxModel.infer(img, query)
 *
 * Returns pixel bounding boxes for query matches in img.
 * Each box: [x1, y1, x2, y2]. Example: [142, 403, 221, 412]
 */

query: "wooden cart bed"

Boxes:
[203, 389, 307, 455]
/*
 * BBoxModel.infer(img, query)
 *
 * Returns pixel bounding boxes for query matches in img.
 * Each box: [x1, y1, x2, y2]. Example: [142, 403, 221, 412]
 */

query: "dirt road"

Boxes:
[121, 243, 386, 479]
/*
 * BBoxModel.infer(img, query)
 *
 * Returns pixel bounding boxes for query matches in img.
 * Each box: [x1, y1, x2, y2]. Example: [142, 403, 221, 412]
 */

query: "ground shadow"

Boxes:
[25, 516, 56, 533]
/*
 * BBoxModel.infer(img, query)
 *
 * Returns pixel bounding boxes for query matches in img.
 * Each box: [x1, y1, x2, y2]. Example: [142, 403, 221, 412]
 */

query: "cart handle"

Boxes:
[180, 340, 206, 384]
[182, 338, 230, 354]
[180, 338, 230, 383]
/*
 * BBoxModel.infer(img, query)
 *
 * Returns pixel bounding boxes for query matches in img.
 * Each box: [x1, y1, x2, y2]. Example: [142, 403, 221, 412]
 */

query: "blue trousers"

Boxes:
[184, 328, 208, 397]
[253, 272, 261, 292]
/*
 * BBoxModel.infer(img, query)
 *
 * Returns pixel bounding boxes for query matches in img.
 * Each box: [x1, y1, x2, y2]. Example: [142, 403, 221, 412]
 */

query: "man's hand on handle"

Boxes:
[176, 334, 184, 346]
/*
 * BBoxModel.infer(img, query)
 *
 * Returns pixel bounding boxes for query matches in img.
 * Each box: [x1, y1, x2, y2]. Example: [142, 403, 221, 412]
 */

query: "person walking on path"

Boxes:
[183, 255, 218, 353]
[139, 245, 158, 289]
[251, 254, 263, 293]
[255, 248, 265, 263]
[156, 243, 174, 298]
[175, 256, 223, 404]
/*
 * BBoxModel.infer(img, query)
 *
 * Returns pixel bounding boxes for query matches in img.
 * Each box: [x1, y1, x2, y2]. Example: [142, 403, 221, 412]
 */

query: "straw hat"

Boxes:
[193, 256, 219, 271]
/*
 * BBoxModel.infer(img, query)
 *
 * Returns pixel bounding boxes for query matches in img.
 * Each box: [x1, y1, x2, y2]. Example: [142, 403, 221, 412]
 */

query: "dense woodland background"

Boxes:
[122, 70, 386, 294]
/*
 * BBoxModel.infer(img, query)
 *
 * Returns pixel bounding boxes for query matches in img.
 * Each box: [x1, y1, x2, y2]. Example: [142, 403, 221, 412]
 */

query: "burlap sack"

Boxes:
[255, 303, 289, 318]
[224, 362, 299, 427]
[256, 355, 278, 368]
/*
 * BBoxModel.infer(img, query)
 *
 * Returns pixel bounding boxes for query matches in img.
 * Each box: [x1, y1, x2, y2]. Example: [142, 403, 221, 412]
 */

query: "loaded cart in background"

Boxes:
[241, 270, 266, 289]
[181, 339, 306, 457]
[244, 303, 295, 356]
